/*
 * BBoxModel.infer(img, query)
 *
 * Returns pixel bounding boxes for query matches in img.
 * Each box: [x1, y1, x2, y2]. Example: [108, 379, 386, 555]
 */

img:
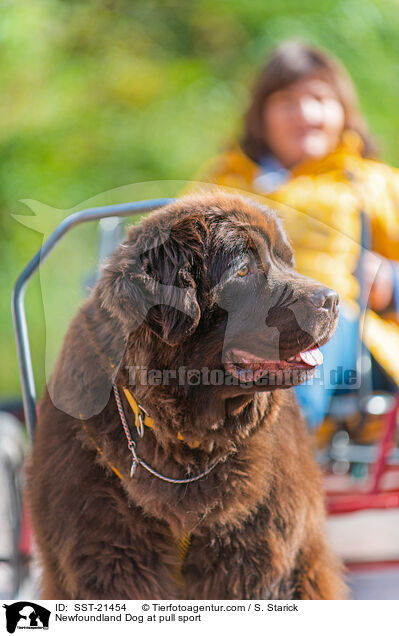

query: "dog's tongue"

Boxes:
[299, 347, 323, 366]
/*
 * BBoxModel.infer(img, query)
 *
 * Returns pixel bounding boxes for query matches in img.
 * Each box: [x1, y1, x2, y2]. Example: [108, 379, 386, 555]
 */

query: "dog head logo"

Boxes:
[3, 602, 50, 633]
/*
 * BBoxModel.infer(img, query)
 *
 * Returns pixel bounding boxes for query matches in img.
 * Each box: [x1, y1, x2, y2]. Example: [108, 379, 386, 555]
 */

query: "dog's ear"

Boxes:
[99, 222, 202, 345]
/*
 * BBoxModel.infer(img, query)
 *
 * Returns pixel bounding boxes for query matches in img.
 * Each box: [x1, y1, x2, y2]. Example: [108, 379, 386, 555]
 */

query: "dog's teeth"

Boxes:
[286, 355, 302, 363]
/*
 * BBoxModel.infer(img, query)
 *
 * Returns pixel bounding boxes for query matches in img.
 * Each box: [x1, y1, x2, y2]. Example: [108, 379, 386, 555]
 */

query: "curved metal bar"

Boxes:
[11, 198, 173, 442]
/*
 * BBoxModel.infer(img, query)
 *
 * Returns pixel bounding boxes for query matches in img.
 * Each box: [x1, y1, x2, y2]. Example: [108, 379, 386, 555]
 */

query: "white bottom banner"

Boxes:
[1, 600, 396, 636]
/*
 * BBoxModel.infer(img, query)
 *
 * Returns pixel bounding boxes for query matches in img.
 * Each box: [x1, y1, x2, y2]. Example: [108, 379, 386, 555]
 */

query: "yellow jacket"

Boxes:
[204, 139, 399, 384]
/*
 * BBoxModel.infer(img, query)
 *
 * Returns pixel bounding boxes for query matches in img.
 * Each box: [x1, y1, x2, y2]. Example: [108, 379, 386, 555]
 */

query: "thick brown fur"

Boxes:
[28, 192, 346, 600]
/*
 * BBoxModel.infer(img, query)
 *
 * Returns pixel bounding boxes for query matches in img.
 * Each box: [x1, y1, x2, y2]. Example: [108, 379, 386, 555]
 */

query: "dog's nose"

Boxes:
[309, 288, 339, 312]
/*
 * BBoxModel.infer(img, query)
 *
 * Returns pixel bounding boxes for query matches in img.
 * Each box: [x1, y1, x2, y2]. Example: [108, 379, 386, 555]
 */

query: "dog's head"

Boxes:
[100, 192, 338, 399]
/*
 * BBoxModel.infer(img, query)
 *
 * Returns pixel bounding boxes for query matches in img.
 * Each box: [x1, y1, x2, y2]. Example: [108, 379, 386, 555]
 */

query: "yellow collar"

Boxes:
[122, 387, 200, 449]
[122, 386, 154, 432]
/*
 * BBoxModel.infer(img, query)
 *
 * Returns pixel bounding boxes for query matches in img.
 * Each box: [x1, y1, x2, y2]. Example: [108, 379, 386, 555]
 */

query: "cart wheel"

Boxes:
[0, 411, 28, 598]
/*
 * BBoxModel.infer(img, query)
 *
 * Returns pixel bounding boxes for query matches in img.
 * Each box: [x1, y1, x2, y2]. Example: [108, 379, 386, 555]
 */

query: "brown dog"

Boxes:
[28, 192, 345, 599]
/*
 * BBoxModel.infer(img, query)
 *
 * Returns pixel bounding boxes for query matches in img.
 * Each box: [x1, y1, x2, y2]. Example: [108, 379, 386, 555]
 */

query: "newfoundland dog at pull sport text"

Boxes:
[29, 192, 345, 600]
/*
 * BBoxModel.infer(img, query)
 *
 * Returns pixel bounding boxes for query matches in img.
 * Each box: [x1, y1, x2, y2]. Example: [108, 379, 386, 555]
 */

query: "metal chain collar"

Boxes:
[112, 384, 224, 484]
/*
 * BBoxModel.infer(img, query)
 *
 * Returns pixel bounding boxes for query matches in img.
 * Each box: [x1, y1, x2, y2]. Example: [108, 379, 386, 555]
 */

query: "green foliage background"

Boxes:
[2, 0, 399, 398]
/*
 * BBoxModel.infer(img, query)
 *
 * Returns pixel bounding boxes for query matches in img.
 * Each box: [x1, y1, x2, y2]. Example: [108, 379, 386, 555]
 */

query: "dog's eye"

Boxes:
[236, 263, 249, 277]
